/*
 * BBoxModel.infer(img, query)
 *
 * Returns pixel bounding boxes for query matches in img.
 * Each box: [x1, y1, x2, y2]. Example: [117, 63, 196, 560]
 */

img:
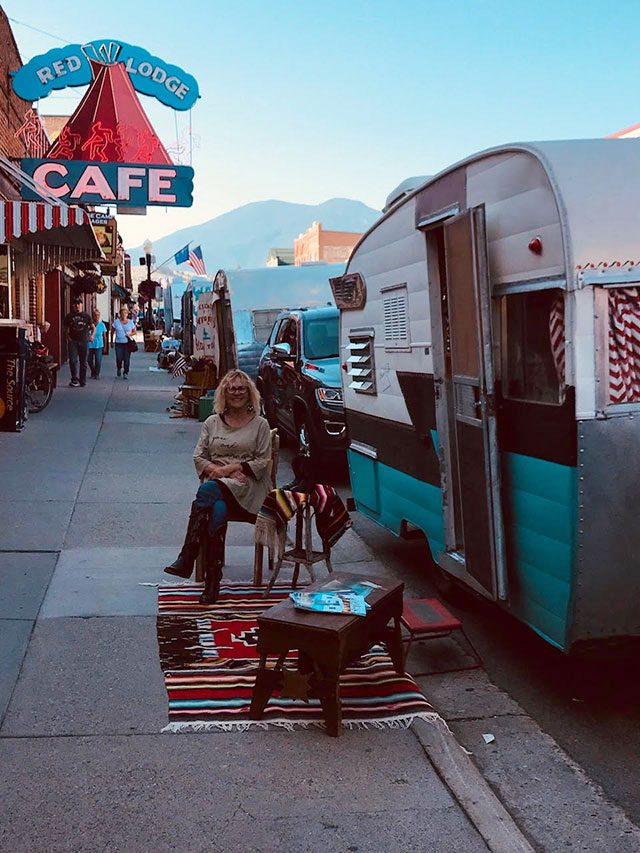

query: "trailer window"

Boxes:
[348, 330, 376, 394]
[502, 290, 564, 404]
[608, 287, 640, 404]
[382, 284, 410, 350]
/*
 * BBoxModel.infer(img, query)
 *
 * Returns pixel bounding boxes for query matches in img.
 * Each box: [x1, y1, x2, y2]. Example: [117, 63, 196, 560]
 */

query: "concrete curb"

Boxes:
[412, 716, 535, 853]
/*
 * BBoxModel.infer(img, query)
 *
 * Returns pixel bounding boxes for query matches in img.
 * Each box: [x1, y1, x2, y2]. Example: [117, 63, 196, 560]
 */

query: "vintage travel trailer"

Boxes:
[331, 140, 640, 653]
[213, 263, 345, 377]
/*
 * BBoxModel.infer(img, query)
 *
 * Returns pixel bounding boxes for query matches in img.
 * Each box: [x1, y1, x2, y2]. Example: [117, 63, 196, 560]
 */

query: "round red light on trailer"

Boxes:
[528, 237, 543, 255]
[341, 362, 348, 372]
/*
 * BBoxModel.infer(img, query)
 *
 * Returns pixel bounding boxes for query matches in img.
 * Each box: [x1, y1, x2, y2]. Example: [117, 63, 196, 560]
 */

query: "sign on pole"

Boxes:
[194, 291, 219, 365]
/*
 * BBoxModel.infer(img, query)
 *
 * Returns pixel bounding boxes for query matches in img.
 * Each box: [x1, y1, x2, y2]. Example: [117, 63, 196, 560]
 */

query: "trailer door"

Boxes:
[442, 206, 507, 600]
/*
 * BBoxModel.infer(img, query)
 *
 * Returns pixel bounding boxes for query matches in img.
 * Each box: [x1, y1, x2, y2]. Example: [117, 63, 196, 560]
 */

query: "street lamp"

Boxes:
[141, 238, 153, 330]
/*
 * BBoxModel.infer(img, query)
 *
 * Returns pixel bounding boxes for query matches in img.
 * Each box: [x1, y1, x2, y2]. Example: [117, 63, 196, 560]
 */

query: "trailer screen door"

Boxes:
[443, 206, 506, 600]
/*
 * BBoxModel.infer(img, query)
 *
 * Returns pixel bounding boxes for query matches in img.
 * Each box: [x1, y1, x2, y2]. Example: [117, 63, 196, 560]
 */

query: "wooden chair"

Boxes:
[143, 330, 163, 352]
[195, 429, 279, 582]
[179, 363, 217, 418]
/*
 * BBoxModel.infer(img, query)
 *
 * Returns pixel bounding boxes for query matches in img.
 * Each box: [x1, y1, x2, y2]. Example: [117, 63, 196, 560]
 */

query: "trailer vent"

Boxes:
[382, 284, 410, 349]
[330, 272, 366, 311]
[347, 330, 376, 394]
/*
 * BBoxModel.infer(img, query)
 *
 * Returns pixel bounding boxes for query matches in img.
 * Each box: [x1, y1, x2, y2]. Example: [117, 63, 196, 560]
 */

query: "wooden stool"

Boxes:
[262, 503, 333, 596]
[401, 598, 482, 675]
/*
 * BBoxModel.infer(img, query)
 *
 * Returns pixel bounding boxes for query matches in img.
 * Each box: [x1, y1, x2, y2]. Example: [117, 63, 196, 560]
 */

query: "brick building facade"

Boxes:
[0, 11, 103, 368]
[0, 8, 30, 195]
[294, 221, 362, 266]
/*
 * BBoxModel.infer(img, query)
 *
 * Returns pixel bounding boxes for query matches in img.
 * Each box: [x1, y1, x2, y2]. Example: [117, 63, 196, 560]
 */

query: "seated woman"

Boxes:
[165, 369, 272, 604]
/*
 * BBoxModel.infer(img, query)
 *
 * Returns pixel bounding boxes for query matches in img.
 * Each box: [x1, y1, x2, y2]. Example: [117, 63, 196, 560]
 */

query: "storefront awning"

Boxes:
[0, 200, 101, 254]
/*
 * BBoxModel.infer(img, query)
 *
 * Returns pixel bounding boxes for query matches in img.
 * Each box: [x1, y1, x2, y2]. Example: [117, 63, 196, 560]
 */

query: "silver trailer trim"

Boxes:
[349, 440, 378, 459]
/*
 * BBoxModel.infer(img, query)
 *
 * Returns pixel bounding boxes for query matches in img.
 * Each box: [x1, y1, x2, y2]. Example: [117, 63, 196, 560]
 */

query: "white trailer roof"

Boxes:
[359, 139, 640, 281]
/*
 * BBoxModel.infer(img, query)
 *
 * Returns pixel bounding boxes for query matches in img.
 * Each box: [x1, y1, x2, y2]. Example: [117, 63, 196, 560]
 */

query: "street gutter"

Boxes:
[412, 716, 536, 853]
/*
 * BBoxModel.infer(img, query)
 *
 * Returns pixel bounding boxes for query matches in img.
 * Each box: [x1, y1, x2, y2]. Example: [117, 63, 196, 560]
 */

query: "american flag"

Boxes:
[170, 354, 189, 377]
[188, 245, 206, 276]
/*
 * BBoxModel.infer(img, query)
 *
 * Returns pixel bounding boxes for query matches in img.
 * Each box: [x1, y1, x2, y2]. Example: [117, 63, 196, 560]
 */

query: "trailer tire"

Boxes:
[422, 541, 470, 608]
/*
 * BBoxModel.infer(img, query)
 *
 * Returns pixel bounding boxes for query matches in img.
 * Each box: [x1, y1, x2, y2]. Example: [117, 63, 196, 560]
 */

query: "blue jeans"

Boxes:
[68, 340, 88, 384]
[195, 480, 230, 535]
[115, 342, 131, 375]
[88, 347, 103, 378]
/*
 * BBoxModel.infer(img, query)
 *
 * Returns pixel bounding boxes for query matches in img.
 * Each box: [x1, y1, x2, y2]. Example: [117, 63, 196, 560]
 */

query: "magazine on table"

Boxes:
[289, 580, 383, 617]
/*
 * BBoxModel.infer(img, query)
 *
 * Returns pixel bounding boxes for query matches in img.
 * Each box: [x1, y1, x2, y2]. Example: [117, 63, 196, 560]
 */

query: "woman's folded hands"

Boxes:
[205, 462, 247, 483]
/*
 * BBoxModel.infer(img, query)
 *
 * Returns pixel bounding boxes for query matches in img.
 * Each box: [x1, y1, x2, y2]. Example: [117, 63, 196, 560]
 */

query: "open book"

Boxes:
[289, 580, 382, 617]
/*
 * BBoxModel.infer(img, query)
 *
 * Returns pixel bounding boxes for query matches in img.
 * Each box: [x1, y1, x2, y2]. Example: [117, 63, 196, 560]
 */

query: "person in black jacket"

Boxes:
[63, 297, 94, 387]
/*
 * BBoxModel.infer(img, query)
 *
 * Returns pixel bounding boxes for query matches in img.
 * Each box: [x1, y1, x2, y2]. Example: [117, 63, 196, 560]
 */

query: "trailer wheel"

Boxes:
[422, 541, 470, 608]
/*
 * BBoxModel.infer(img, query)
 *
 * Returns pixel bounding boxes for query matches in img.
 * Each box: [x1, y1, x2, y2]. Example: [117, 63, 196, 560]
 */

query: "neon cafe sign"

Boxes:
[12, 40, 199, 209]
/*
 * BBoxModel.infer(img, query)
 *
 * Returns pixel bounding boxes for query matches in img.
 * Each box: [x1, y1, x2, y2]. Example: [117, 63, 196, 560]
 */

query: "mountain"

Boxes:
[126, 198, 380, 271]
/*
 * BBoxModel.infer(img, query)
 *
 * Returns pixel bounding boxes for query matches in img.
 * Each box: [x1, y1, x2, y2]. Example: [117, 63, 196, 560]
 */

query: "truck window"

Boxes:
[501, 290, 564, 404]
[276, 318, 298, 354]
[303, 317, 339, 359]
[268, 319, 283, 346]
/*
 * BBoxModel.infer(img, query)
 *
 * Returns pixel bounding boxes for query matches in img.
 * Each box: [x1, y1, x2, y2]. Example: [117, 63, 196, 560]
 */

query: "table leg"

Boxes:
[249, 651, 287, 720]
[253, 544, 264, 587]
[384, 615, 405, 675]
[263, 556, 284, 597]
[311, 663, 342, 737]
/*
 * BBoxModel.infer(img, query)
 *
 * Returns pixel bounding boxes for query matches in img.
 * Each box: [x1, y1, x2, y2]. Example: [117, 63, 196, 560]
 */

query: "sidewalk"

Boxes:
[0, 351, 637, 852]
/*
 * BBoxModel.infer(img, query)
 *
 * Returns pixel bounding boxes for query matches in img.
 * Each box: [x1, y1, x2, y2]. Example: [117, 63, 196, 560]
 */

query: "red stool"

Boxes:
[401, 598, 482, 675]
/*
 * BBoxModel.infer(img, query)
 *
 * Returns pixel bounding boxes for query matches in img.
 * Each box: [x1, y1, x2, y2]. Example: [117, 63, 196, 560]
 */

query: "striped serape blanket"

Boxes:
[254, 485, 351, 562]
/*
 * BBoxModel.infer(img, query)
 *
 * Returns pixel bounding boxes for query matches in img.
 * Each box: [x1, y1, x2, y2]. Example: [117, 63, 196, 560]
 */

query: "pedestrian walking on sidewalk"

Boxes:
[64, 296, 94, 388]
[88, 308, 107, 379]
[113, 306, 136, 379]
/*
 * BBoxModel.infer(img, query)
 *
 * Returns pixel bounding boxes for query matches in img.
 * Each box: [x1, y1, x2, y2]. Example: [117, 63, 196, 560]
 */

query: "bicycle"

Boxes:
[24, 341, 57, 413]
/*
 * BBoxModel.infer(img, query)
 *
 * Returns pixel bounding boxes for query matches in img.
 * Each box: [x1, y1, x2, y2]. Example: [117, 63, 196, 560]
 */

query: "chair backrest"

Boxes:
[270, 428, 279, 488]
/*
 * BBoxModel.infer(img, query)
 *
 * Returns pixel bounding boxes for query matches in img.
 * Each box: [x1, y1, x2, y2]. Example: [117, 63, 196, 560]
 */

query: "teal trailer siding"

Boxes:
[348, 445, 578, 651]
[501, 452, 578, 650]
[347, 450, 445, 556]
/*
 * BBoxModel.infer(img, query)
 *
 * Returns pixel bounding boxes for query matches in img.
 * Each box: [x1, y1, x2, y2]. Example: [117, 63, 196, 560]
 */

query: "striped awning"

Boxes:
[0, 200, 92, 245]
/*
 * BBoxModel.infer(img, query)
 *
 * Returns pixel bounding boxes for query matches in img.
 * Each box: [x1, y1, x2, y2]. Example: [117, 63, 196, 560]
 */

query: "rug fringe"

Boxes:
[161, 711, 440, 734]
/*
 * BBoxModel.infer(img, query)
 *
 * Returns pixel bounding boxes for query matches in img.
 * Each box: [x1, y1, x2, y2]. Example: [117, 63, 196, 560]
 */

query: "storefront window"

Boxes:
[502, 289, 564, 404]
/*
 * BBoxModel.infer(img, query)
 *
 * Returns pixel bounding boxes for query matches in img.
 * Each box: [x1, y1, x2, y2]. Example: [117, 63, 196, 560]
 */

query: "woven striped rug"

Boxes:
[157, 582, 436, 733]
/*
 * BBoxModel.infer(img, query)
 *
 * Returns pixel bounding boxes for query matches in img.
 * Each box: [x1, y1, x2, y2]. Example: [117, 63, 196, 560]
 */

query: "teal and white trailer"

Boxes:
[331, 139, 640, 653]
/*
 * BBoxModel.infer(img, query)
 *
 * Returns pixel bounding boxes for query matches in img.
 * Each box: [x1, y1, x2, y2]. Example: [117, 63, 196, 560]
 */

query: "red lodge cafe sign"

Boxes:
[12, 40, 197, 209]
[21, 160, 192, 207]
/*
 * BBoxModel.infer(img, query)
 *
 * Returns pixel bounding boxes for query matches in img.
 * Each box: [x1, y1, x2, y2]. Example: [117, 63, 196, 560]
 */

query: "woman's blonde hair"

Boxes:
[214, 368, 261, 415]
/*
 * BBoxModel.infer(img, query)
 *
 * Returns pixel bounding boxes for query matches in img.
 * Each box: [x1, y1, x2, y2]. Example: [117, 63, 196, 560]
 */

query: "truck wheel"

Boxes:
[297, 416, 323, 471]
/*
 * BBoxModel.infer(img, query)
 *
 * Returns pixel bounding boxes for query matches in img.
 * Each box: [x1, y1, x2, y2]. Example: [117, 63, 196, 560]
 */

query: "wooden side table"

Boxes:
[249, 571, 404, 736]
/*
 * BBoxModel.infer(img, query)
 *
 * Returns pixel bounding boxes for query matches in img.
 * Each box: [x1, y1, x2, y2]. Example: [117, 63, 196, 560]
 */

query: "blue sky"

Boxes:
[5, 0, 640, 248]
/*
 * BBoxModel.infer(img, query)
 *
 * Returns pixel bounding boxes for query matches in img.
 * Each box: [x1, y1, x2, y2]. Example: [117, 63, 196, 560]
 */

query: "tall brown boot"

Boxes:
[199, 526, 226, 605]
[165, 502, 210, 579]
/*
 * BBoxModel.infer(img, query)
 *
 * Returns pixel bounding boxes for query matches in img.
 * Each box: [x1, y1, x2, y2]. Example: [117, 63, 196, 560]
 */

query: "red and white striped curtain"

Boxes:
[609, 287, 640, 403]
[549, 293, 565, 388]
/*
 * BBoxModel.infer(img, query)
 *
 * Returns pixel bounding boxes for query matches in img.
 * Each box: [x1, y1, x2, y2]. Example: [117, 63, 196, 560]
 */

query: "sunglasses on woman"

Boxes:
[228, 385, 248, 394]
